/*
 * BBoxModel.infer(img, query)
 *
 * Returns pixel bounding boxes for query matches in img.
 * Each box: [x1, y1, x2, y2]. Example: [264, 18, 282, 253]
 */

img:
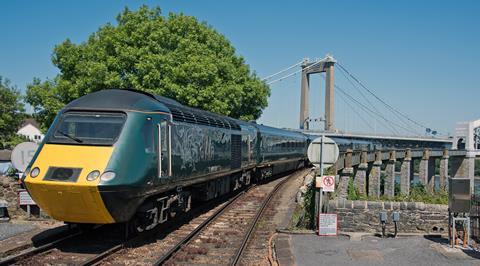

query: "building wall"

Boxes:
[17, 124, 44, 143]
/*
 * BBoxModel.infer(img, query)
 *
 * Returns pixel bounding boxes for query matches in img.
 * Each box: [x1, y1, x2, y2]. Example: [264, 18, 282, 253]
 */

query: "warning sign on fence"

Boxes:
[318, 213, 337, 236]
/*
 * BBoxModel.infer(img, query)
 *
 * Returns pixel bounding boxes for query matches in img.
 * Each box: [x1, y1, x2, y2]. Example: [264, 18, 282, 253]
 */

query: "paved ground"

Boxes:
[291, 234, 480, 266]
[0, 222, 36, 241]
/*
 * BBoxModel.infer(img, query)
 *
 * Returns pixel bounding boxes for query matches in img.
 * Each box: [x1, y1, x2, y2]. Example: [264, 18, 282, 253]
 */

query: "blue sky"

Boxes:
[1, 0, 479, 136]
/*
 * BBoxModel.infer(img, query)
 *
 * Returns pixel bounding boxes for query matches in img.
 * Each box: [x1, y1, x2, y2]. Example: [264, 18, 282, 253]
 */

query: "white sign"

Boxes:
[11, 142, 38, 172]
[318, 213, 337, 236]
[321, 175, 335, 192]
[18, 189, 36, 205]
[307, 136, 339, 169]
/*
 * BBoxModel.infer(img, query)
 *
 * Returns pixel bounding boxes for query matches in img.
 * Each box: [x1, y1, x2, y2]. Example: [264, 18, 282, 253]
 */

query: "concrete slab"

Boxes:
[290, 234, 480, 266]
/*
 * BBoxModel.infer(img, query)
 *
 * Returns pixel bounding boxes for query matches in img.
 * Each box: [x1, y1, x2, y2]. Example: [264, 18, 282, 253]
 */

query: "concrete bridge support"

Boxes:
[419, 149, 435, 193]
[299, 63, 310, 130]
[368, 150, 382, 198]
[384, 150, 396, 197]
[354, 150, 368, 196]
[338, 149, 353, 199]
[439, 149, 449, 191]
[400, 149, 413, 196]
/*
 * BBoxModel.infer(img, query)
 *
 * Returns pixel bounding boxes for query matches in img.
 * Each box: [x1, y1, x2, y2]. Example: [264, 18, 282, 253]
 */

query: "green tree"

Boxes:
[0, 76, 25, 149]
[27, 6, 270, 129]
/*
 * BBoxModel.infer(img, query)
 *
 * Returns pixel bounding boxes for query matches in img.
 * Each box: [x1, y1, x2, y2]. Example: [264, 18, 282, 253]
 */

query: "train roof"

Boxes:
[64, 89, 245, 131]
[64, 89, 171, 113]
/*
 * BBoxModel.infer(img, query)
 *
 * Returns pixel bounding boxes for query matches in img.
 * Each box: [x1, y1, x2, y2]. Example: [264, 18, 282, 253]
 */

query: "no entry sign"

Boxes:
[321, 175, 335, 192]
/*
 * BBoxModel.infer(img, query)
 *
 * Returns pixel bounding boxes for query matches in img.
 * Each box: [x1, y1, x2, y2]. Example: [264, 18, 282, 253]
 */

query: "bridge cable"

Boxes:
[336, 88, 376, 132]
[320, 73, 402, 135]
[261, 60, 304, 81]
[337, 68, 418, 134]
[334, 82, 420, 136]
[266, 59, 325, 85]
[336, 62, 434, 132]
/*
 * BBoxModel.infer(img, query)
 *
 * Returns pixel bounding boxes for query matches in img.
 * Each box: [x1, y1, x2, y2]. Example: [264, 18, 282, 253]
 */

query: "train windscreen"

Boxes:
[48, 112, 126, 145]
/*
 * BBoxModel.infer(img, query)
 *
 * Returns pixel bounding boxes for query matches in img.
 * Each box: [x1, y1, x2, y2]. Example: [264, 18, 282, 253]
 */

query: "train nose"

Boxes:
[23, 144, 115, 224]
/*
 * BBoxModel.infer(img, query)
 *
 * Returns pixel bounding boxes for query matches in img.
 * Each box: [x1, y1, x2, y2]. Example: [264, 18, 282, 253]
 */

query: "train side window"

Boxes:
[158, 120, 172, 177]
[143, 117, 154, 154]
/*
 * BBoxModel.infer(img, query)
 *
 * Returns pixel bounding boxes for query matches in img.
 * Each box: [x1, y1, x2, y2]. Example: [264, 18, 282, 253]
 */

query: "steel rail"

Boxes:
[154, 188, 251, 266]
[0, 228, 83, 266]
[230, 172, 296, 266]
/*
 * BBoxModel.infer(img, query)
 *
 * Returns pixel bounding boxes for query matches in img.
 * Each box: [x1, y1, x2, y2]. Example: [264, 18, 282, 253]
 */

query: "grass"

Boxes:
[347, 182, 448, 205]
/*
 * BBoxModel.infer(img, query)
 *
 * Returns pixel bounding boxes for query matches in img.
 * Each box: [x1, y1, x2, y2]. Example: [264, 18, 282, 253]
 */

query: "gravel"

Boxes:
[0, 223, 36, 241]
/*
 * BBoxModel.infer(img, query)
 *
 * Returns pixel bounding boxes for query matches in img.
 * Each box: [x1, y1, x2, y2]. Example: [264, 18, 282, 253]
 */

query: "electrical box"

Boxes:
[379, 212, 387, 223]
[392, 212, 400, 222]
[0, 200, 8, 220]
[448, 178, 471, 213]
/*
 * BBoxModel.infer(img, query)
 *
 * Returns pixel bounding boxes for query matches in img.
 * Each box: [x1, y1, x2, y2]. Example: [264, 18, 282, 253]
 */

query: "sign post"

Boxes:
[307, 136, 339, 235]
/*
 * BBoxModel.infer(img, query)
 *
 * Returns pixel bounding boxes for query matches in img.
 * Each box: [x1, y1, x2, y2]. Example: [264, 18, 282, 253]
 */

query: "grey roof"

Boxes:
[20, 118, 40, 129]
[0, 150, 11, 161]
[64, 89, 170, 113]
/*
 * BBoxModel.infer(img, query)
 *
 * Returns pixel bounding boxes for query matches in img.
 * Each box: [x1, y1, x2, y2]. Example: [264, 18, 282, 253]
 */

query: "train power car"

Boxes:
[22, 89, 309, 232]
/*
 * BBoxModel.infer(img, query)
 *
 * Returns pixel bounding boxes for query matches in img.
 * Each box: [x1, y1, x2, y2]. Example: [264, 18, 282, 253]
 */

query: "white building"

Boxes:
[17, 119, 44, 143]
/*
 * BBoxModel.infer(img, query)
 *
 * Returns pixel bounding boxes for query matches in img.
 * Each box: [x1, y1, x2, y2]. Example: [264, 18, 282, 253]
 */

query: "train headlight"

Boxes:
[30, 167, 40, 178]
[86, 170, 100, 181]
[100, 171, 116, 182]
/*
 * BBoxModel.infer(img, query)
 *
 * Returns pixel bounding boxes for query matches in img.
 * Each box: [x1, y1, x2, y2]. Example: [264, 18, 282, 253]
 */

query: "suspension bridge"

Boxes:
[262, 54, 480, 197]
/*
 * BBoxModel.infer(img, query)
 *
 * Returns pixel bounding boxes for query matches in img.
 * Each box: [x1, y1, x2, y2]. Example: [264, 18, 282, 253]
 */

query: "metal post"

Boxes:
[317, 135, 325, 219]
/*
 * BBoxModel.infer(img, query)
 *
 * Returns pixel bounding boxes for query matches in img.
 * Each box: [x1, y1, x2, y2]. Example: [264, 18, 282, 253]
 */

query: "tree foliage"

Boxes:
[0, 76, 25, 149]
[27, 6, 270, 129]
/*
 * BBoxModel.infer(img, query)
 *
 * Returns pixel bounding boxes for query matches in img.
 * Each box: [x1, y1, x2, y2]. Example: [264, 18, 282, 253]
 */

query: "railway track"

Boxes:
[0, 225, 104, 266]
[153, 170, 305, 266]
[0, 169, 306, 266]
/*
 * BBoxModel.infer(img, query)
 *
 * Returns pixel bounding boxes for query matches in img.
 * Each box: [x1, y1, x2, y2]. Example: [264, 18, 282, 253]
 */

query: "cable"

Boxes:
[261, 60, 304, 81]
[336, 62, 435, 133]
[320, 73, 402, 135]
[336, 87, 376, 132]
[337, 68, 417, 134]
[267, 58, 328, 85]
[334, 83, 420, 136]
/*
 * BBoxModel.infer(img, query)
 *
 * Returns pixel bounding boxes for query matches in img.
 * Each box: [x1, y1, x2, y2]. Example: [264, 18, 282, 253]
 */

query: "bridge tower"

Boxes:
[299, 54, 336, 131]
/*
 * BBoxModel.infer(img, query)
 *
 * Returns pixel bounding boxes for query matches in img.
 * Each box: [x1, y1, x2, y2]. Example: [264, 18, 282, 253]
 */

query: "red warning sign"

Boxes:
[321, 175, 335, 192]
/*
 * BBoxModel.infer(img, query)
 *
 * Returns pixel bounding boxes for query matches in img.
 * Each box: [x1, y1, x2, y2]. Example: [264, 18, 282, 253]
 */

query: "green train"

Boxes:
[22, 89, 309, 231]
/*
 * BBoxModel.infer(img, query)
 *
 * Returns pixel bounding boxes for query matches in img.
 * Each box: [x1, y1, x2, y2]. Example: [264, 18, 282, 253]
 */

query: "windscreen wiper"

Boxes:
[57, 130, 83, 143]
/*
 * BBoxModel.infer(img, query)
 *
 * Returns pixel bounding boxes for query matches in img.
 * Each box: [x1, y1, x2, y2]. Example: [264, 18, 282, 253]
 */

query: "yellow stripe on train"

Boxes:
[24, 144, 115, 224]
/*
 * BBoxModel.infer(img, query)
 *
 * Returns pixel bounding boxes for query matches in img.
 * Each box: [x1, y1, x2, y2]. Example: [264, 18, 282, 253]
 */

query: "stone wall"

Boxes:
[0, 175, 25, 218]
[329, 199, 448, 234]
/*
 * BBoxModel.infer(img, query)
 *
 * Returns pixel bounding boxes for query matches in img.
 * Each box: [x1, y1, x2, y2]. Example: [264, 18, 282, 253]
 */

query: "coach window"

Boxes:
[143, 117, 154, 154]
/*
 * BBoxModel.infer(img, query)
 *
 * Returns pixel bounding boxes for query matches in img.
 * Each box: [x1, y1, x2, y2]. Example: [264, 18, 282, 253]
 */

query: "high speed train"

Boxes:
[22, 89, 309, 232]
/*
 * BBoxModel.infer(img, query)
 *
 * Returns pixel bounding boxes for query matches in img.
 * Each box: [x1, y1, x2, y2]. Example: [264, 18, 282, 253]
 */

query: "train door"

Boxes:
[157, 119, 172, 180]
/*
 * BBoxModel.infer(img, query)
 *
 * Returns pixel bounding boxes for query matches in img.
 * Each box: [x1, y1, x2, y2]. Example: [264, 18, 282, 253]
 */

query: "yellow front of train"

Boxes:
[22, 111, 126, 224]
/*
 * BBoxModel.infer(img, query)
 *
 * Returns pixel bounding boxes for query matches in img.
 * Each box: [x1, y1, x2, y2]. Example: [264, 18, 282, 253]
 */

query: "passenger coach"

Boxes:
[22, 89, 309, 232]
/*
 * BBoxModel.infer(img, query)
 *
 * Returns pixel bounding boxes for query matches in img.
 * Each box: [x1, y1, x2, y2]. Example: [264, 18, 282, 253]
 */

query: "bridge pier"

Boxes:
[384, 150, 396, 197]
[400, 149, 413, 196]
[439, 149, 449, 191]
[354, 150, 368, 196]
[368, 150, 382, 198]
[418, 149, 435, 193]
[338, 149, 353, 199]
